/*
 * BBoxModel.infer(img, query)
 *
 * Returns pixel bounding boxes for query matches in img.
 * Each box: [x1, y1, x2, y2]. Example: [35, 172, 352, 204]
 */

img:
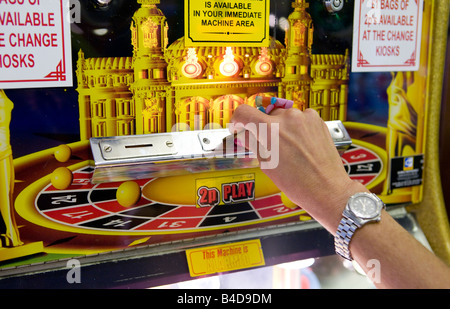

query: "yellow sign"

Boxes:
[195, 173, 255, 207]
[185, 0, 271, 46]
[186, 239, 265, 277]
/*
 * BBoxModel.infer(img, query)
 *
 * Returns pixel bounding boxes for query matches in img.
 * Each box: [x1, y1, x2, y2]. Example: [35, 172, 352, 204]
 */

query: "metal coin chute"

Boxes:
[90, 121, 352, 184]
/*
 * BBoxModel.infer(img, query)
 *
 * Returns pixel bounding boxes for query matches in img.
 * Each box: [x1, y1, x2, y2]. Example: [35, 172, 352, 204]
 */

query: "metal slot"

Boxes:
[98, 135, 177, 161]
[125, 144, 154, 149]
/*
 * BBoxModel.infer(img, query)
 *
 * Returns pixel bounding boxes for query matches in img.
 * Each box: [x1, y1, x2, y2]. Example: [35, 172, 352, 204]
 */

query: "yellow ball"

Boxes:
[281, 192, 298, 210]
[54, 144, 72, 163]
[51, 167, 73, 190]
[117, 181, 141, 208]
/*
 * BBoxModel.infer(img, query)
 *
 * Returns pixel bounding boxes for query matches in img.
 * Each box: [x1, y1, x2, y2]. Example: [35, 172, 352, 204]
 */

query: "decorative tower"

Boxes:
[130, 0, 169, 134]
[76, 49, 91, 140]
[282, 0, 314, 109]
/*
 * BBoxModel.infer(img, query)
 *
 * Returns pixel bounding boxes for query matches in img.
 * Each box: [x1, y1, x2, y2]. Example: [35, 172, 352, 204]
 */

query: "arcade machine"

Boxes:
[440, 21, 450, 230]
[0, 0, 449, 289]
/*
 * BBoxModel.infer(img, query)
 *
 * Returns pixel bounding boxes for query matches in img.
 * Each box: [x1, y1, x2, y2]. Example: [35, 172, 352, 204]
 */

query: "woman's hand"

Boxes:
[230, 104, 367, 233]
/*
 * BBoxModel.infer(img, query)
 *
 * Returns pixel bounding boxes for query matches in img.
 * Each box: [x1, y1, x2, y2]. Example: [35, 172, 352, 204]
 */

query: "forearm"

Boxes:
[230, 105, 450, 289]
[350, 210, 450, 289]
[300, 178, 450, 289]
[261, 133, 450, 289]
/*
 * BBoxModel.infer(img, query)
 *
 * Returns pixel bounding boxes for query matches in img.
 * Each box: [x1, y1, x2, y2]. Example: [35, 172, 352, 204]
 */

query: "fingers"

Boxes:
[230, 104, 272, 128]
[229, 105, 268, 149]
[230, 104, 276, 160]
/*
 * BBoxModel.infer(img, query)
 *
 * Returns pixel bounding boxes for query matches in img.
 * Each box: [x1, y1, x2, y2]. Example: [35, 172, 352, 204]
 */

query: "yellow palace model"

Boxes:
[76, 0, 350, 140]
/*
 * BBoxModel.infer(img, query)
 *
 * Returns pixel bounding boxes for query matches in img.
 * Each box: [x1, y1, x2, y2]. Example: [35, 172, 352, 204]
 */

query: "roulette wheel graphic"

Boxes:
[13, 132, 386, 254]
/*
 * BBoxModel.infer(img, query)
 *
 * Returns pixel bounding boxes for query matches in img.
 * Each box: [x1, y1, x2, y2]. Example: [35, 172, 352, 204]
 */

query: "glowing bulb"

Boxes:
[260, 63, 270, 72]
[223, 63, 235, 73]
[185, 64, 197, 74]
[219, 47, 239, 77]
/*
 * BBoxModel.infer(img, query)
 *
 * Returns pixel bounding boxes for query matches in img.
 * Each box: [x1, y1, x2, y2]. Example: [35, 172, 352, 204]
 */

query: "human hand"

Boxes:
[230, 104, 368, 232]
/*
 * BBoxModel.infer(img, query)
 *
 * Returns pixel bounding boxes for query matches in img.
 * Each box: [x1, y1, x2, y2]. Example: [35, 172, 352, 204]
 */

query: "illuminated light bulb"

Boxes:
[260, 63, 271, 72]
[255, 61, 273, 76]
[223, 63, 235, 73]
[182, 48, 202, 78]
[185, 64, 197, 74]
[220, 47, 239, 77]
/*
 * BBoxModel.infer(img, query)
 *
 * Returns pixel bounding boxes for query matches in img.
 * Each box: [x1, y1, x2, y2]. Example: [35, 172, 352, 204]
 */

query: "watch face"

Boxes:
[349, 195, 380, 219]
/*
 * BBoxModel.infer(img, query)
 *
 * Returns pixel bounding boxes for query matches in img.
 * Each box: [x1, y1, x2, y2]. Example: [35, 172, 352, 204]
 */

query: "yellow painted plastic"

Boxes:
[186, 239, 265, 277]
[54, 144, 72, 163]
[116, 181, 142, 208]
[51, 167, 74, 190]
[75, 0, 350, 139]
[0, 242, 44, 263]
[0, 90, 23, 248]
[0, 90, 44, 261]
[143, 168, 279, 206]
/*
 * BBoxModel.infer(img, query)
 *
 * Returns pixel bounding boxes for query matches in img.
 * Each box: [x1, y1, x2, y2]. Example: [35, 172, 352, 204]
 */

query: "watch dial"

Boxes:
[350, 196, 379, 219]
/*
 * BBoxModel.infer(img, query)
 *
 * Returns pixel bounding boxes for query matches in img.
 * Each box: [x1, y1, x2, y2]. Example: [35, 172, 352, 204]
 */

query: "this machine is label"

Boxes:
[186, 239, 265, 277]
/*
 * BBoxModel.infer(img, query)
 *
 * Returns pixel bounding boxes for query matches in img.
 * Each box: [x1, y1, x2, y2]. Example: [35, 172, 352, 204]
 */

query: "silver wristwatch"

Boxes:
[334, 192, 385, 261]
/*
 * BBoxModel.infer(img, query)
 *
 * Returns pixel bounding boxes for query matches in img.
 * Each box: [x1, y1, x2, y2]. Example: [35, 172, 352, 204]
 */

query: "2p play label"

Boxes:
[196, 174, 256, 208]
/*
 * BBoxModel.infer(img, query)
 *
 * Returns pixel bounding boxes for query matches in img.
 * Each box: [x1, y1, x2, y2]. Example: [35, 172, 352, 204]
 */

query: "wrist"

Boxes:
[333, 180, 370, 229]
[334, 191, 385, 261]
[311, 179, 370, 234]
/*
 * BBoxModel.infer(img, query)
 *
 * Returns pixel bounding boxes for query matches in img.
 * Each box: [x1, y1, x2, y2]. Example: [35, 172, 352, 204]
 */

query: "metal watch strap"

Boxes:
[334, 216, 359, 261]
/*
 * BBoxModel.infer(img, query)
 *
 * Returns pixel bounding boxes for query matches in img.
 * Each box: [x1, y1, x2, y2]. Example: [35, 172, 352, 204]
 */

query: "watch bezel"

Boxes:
[346, 192, 384, 222]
